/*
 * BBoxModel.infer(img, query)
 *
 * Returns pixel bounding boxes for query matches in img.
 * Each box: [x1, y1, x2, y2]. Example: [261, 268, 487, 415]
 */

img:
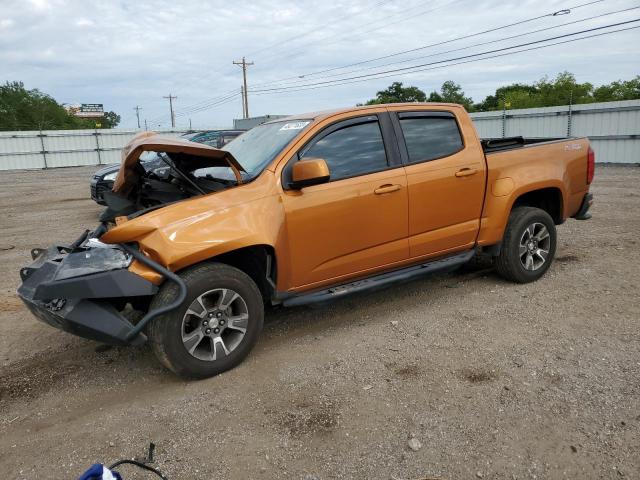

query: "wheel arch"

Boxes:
[477, 182, 566, 247]
[511, 186, 564, 225]
[191, 244, 277, 304]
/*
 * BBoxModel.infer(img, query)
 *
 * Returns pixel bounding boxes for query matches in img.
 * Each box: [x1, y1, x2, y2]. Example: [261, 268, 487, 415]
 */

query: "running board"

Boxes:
[280, 250, 475, 307]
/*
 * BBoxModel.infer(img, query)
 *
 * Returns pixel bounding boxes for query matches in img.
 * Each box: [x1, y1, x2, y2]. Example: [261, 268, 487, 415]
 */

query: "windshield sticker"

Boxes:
[279, 121, 310, 131]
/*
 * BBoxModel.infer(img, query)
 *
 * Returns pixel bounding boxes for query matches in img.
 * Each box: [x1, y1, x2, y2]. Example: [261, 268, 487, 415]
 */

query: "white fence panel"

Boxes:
[0, 128, 198, 171]
[0, 103, 638, 169]
[469, 100, 640, 164]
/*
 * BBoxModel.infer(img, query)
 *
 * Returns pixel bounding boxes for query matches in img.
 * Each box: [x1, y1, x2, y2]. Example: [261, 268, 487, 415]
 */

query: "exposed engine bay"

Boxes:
[100, 133, 245, 223]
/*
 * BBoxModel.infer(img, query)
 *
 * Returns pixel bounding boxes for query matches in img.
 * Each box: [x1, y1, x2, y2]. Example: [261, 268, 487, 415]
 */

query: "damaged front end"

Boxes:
[17, 132, 241, 347]
[17, 229, 183, 346]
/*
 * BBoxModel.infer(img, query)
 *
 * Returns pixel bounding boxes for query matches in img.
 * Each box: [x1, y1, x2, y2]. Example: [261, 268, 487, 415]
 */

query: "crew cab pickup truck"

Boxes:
[17, 103, 595, 379]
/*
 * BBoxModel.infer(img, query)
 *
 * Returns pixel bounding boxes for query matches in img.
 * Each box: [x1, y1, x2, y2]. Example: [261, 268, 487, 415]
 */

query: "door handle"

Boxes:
[455, 168, 478, 177]
[374, 184, 401, 195]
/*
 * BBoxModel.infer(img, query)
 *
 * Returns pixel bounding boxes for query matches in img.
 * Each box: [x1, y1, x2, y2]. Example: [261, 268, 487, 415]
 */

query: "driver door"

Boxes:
[280, 114, 409, 291]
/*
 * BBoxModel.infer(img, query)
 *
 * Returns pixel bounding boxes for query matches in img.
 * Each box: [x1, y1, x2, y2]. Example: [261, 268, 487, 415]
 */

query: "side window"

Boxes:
[300, 120, 388, 181]
[399, 115, 463, 163]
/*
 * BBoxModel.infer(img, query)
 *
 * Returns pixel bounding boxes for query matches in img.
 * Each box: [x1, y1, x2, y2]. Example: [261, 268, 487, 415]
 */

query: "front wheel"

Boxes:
[495, 206, 557, 283]
[148, 262, 264, 379]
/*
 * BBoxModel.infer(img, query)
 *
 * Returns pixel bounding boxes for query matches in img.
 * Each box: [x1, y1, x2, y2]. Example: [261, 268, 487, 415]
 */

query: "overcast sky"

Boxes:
[1, 0, 638, 129]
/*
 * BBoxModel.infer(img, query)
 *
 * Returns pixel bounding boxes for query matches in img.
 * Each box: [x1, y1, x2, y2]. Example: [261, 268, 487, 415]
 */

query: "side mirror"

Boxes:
[290, 158, 330, 189]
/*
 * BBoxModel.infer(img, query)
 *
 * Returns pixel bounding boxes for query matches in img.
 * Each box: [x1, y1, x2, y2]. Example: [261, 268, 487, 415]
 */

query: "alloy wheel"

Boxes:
[518, 222, 551, 271]
[181, 288, 249, 361]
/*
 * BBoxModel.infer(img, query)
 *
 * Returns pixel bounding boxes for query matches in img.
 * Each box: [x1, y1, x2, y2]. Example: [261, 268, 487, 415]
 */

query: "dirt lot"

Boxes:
[0, 165, 638, 479]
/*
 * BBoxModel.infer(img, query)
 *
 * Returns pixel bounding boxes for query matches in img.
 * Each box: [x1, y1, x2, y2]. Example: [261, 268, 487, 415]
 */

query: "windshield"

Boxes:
[221, 120, 311, 178]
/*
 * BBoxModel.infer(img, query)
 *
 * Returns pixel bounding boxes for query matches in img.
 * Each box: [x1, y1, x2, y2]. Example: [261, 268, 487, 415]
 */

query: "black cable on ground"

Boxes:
[107, 459, 169, 480]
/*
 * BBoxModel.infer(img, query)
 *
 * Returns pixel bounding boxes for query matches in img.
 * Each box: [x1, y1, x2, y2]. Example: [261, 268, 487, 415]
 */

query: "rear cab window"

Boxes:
[396, 112, 464, 163]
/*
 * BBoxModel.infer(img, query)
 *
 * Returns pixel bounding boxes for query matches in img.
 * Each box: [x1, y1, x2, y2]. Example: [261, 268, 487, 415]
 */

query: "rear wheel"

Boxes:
[148, 262, 263, 379]
[495, 206, 556, 283]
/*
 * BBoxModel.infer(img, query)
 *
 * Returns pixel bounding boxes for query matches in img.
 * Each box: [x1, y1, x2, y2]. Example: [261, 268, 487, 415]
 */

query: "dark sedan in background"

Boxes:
[90, 129, 245, 205]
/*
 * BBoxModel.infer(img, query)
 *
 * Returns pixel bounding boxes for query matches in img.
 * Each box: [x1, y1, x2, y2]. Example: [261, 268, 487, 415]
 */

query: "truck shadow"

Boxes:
[1, 265, 496, 407]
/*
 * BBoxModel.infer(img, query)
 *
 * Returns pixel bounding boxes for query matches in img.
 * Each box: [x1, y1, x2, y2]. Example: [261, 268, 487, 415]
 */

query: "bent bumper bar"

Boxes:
[17, 244, 161, 346]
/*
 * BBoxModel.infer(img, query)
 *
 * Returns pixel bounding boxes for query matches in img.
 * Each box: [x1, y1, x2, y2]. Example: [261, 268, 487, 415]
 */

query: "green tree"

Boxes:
[474, 72, 599, 111]
[102, 111, 121, 128]
[534, 72, 593, 106]
[427, 80, 474, 111]
[364, 81, 426, 104]
[0, 81, 120, 131]
[0, 81, 82, 130]
[593, 76, 640, 102]
[474, 83, 538, 111]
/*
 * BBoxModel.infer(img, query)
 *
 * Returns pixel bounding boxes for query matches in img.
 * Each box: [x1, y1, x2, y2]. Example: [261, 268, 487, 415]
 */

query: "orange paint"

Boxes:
[100, 103, 591, 292]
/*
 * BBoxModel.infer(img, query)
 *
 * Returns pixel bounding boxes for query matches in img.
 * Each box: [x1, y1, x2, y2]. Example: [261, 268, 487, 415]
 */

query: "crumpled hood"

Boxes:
[113, 131, 245, 196]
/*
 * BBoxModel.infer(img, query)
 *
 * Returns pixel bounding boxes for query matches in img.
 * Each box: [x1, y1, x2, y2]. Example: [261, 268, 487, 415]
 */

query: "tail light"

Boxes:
[587, 146, 595, 184]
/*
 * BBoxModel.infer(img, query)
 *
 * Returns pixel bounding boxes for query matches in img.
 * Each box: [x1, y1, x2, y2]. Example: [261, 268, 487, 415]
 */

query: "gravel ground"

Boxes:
[0, 165, 638, 480]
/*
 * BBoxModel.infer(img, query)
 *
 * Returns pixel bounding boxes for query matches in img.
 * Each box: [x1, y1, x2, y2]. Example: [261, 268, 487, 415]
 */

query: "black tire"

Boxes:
[495, 206, 557, 283]
[148, 262, 264, 379]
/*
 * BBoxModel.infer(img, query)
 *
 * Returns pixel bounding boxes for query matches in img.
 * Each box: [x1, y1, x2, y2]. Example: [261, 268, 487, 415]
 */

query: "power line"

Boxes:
[174, 91, 241, 118]
[249, 0, 605, 90]
[254, 0, 461, 65]
[246, 0, 396, 57]
[144, 0, 605, 121]
[251, 18, 640, 93]
[152, 0, 400, 119]
[265, 6, 639, 86]
[144, 0, 610, 121]
[251, 24, 640, 96]
[145, 88, 240, 125]
[150, 0, 428, 118]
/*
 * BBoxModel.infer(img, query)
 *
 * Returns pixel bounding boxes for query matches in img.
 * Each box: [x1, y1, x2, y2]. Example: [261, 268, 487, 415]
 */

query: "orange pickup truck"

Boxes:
[18, 103, 594, 378]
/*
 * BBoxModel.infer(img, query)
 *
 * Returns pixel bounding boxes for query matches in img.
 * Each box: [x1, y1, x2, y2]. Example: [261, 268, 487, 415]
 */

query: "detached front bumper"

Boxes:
[17, 244, 158, 346]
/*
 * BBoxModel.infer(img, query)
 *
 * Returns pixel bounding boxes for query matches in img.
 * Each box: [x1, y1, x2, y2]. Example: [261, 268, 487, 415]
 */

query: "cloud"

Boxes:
[75, 18, 94, 27]
[1, 0, 639, 128]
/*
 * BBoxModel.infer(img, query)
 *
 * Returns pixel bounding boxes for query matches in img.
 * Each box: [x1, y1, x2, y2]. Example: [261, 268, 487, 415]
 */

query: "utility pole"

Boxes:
[233, 57, 253, 119]
[133, 105, 142, 129]
[144, 119, 148, 131]
[163, 94, 177, 128]
[189, 118, 192, 130]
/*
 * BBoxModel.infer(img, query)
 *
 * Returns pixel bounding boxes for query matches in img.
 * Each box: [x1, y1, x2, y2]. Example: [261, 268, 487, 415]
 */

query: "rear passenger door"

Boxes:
[391, 110, 486, 258]
[281, 113, 409, 290]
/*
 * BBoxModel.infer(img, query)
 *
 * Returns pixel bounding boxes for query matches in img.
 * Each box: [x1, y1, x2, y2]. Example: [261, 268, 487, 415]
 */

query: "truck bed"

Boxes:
[481, 136, 567, 154]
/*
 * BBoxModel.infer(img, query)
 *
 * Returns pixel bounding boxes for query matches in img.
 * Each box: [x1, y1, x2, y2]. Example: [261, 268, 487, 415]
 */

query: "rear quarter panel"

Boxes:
[477, 138, 590, 246]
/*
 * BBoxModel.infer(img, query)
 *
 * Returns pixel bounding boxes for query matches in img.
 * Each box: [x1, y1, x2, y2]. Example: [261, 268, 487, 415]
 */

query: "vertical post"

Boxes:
[567, 90, 573, 138]
[501, 96, 507, 139]
[233, 57, 253, 119]
[240, 86, 245, 118]
[134, 106, 142, 129]
[39, 131, 48, 169]
[94, 129, 102, 165]
[163, 94, 177, 128]
[189, 118, 192, 130]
